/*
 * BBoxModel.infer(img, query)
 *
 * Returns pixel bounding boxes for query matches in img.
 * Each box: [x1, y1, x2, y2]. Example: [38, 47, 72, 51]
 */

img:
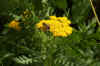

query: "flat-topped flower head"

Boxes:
[36, 16, 72, 37]
[8, 20, 21, 31]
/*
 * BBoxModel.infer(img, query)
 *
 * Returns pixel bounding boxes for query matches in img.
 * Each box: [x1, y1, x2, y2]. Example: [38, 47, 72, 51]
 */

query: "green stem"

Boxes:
[89, 0, 100, 26]
[44, 57, 52, 66]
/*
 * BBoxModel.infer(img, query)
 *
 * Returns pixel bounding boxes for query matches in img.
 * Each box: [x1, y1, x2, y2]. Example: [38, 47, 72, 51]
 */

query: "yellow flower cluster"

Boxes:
[36, 16, 72, 37]
[8, 20, 21, 31]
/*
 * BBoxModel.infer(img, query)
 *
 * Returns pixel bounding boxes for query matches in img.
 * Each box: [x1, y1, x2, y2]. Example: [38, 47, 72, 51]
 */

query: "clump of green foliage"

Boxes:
[0, 0, 100, 66]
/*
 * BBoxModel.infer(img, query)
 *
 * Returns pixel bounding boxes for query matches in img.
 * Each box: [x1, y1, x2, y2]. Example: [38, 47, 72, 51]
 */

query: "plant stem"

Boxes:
[89, 0, 100, 26]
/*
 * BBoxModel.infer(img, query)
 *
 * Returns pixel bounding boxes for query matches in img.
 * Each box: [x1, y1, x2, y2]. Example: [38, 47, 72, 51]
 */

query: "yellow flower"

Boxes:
[8, 20, 21, 31]
[49, 16, 57, 20]
[36, 16, 72, 37]
[57, 17, 71, 24]
[53, 31, 68, 37]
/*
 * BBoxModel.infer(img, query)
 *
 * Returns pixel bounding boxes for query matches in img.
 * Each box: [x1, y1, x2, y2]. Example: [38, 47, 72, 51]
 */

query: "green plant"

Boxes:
[0, 0, 100, 66]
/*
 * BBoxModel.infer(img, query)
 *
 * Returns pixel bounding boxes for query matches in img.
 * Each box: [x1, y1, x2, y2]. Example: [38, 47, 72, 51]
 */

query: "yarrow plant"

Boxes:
[36, 16, 72, 37]
[1, 0, 100, 66]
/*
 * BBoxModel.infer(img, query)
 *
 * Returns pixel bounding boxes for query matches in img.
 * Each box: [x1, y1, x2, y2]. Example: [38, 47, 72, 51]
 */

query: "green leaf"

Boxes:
[72, 0, 90, 24]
